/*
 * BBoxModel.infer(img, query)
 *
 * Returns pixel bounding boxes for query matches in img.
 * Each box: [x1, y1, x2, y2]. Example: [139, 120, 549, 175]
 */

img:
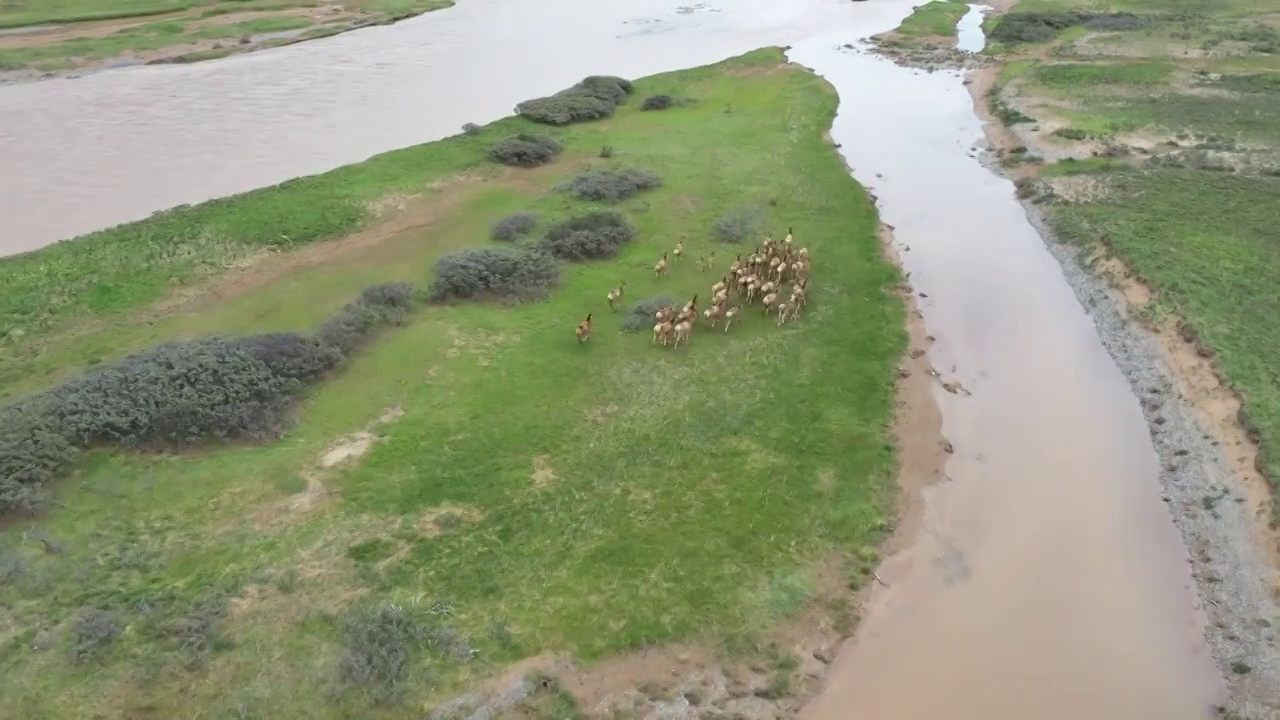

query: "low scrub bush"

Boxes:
[622, 296, 678, 332]
[70, 608, 121, 664]
[713, 206, 763, 244]
[0, 283, 414, 516]
[990, 11, 1082, 44]
[428, 246, 560, 302]
[490, 211, 538, 242]
[517, 75, 634, 126]
[563, 168, 661, 203]
[337, 604, 430, 702]
[487, 133, 563, 168]
[316, 281, 414, 356]
[538, 212, 637, 261]
[641, 94, 674, 111]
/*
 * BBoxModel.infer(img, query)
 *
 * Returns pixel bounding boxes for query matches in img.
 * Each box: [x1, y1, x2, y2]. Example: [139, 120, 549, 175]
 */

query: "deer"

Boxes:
[672, 319, 693, 348]
[606, 281, 627, 311]
[575, 313, 593, 343]
[722, 305, 740, 332]
[703, 304, 724, 328]
[654, 253, 669, 278]
[653, 320, 674, 346]
[760, 292, 779, 315]
[775, 301, 794, 326]
[673, 241, 684, 262]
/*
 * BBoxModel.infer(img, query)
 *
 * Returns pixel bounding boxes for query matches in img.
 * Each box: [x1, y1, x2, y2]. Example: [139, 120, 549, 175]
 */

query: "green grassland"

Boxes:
[0, 49, 906, 718]
[983, 0, 1280, 512]
[894, 0, 969, 39]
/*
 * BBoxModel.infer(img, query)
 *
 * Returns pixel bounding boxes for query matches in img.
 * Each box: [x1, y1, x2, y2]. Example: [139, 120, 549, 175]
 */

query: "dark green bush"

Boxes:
[562, 168, 661, 203]
[0, 283, 415, 516]
[516, 75, 634, 126]
[990, 11, 1082, 44]
[641, 94, 674, 111]
[487, 134, 563, 168]
[427, 247, 560, 302]
[538, 212, 637, 261]
[490, 211, 538, 242]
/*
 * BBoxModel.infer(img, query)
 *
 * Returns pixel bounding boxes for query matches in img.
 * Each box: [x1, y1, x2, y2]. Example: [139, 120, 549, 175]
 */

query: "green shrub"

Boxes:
[487, 134, 563, 168]
[562, 168, 661, 203]
[490, 212, 538, 242]
[427, 247, 561, 302]
[0, 283, 414, 516]
[517, 75, 634, 126]
[621, 297, 678, 332]
[538, 212, 637, 261]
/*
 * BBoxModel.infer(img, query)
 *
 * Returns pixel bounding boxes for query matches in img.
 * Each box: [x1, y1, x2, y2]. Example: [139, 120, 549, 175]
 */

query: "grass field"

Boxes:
[0, 49, 906, 718]
[893, 0, 969, 40]
[0, 0, 453, 72]
[982, 0, 1280, 513]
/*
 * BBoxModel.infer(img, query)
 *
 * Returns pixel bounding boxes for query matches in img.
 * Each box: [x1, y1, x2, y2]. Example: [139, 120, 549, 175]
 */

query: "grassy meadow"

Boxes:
[0, 0, 453, 72]
[983, 0, 1280, 514]
[0, 49, 906, 719]
[893, 0, 969, 41]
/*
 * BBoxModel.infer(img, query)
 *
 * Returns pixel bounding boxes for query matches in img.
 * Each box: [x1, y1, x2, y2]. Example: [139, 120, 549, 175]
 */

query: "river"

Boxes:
[0, 0, 1230, 716]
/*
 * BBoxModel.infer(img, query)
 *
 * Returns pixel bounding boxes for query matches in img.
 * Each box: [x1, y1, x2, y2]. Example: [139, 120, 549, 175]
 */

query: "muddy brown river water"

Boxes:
[0, 0, 1240, 715]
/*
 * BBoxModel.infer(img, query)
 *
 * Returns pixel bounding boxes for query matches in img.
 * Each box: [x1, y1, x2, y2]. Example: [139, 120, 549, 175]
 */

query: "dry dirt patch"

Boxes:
[531, 455, 558, 488]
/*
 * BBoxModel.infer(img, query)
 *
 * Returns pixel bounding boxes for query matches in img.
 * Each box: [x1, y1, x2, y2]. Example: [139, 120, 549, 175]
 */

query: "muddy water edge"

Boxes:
[789, 18, 1279, 720]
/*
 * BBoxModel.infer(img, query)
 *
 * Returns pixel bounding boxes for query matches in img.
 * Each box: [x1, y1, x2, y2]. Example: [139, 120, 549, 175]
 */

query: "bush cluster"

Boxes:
[428, 246, 560, 302]
[713, 207, 763, 244]
[516, 75, 634, 126]
[0, 283, 415, 516]
[988, 11, 1140, 44]
[490, 211, 538, 242]
[538, 212, 637, 261]
[335, 603, 475, 702]
[641, 94, 674, 111]
[622, 296, 678, 332]
[487, 134, 563, 168]
[563, 168, 661, 203]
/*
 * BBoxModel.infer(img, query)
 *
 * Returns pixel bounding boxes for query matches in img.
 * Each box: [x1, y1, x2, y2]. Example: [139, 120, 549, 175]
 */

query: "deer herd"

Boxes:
[575, 227, 812, 348]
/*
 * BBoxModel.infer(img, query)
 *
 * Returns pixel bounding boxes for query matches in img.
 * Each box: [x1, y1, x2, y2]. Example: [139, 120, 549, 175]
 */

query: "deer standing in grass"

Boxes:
[576, 313, 593, 343]
[606, 281, 627, 311]
[673, 241, 684, 262]
[775, 301, 794, 326]
[654, 253, 669, 278]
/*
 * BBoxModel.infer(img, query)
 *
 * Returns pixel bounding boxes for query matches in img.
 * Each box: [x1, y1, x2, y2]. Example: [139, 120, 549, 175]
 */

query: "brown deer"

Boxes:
[606, 281, 627, 311]
[575, 313, 593, 343]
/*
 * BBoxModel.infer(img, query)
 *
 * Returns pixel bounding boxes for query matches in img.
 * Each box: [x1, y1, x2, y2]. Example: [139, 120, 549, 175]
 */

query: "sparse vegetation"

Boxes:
[894, 0, 969, 39]
[490, 211, 539, 242]
[487, 134, 563, 168]
[562, 168, 662, 203]
[0, 50, 903, 718]
[713, 206, 764, 244]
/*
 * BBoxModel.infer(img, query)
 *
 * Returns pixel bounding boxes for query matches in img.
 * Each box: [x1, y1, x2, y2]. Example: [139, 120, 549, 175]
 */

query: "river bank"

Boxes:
[855, 1, 1280, 716]
[0, 0, 453, 84]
